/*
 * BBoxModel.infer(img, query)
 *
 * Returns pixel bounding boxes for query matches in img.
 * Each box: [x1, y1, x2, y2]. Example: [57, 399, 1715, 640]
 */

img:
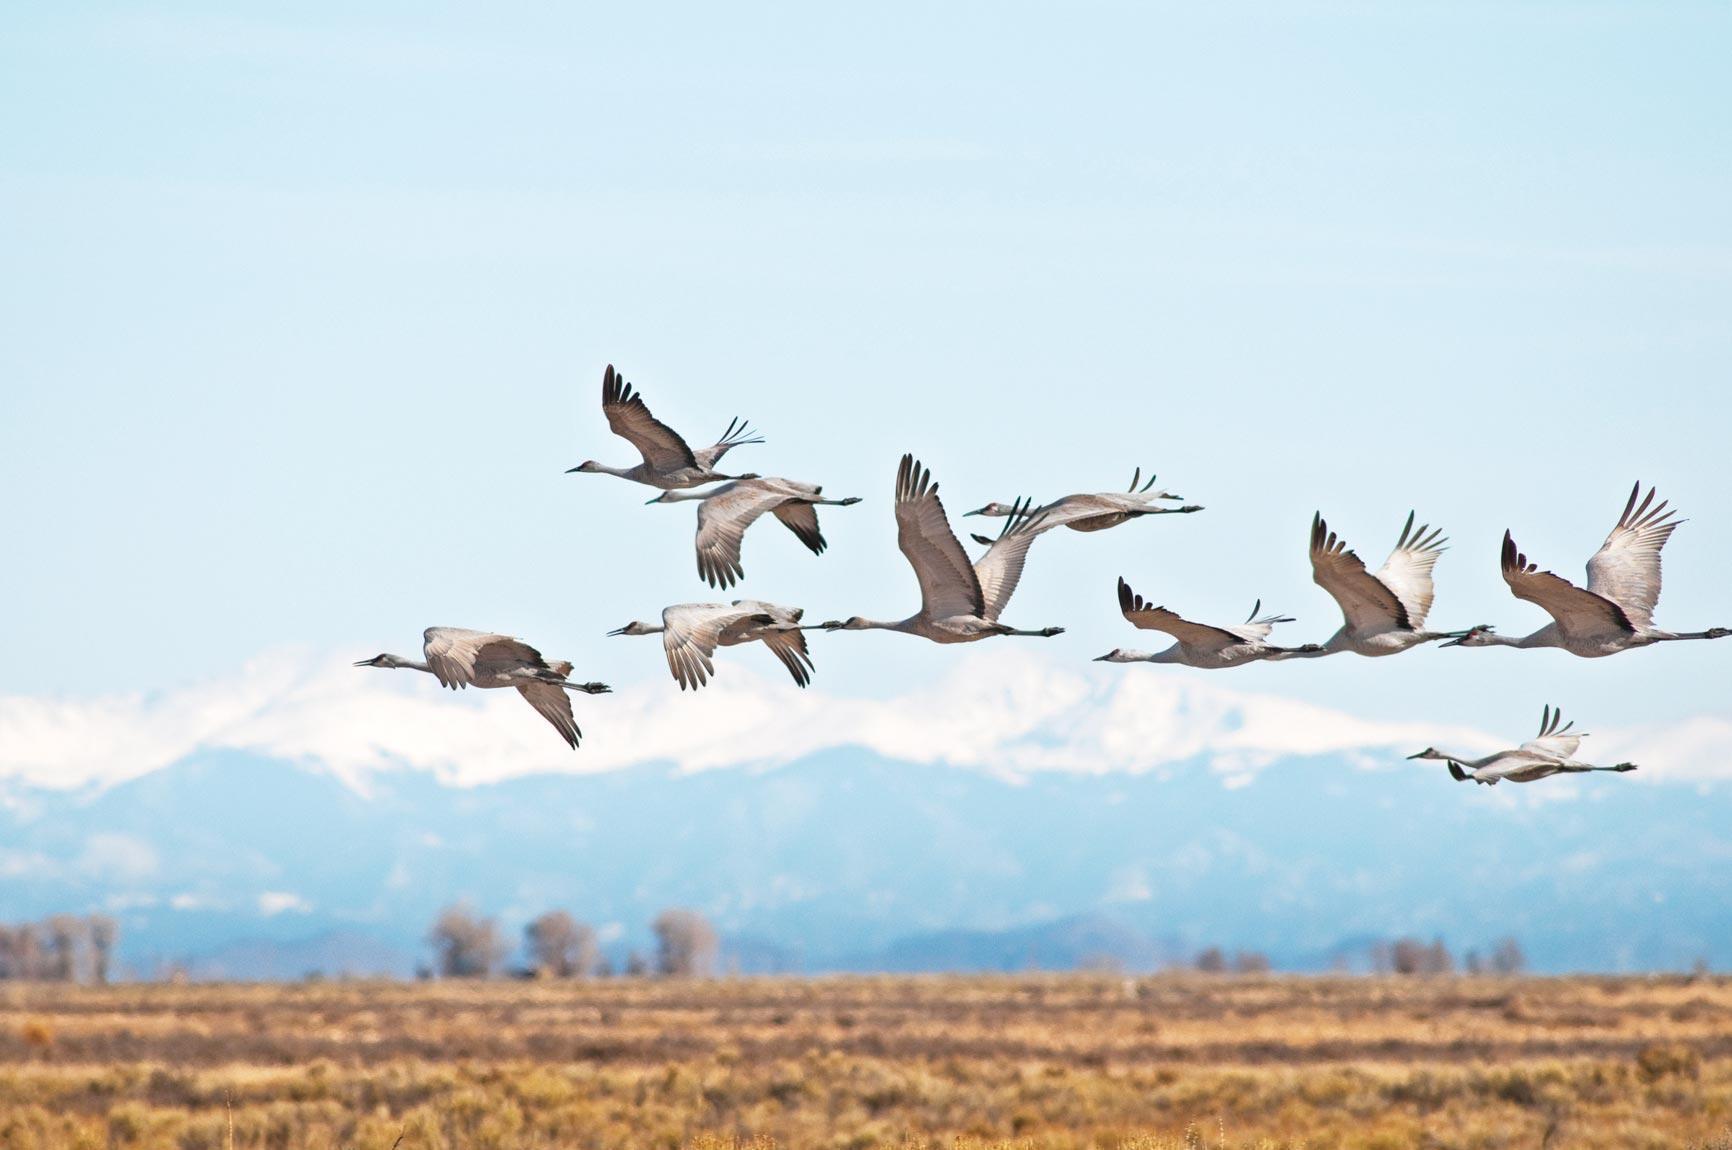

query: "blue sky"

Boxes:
[3, 1, 1730, 750]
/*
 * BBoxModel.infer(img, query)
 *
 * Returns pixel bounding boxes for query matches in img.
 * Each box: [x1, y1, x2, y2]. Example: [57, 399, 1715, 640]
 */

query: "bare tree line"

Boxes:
[1369, 935, 1527, 976]
[0, 915, 118, 983]
[1193, 947, 1272, 974]
[1184, 937, 1526, 976]
[426, 904, 719, 980]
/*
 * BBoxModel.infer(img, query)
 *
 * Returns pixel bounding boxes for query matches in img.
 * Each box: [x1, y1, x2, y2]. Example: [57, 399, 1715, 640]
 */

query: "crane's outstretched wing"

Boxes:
[974, 498, 1048, 622]
[1219, 599, 1296, 645]
[660, 603, 767, 690]
[728, 599, 814, 687]
[514, 682, 581, 749]
[1310, 514, 1411, 633]
[760, 626, 815, 687]
[423, 628, 546, 689]
[894, 455, 984, 620]
[1030, 493, 1139, 532]
[602, 365, 698, 472]
[1502, 531, 1634, 640]
[693, 417, 764, 470]
[1519, 703, 1585, 760]
[1374, 512, 1448, 629]
[1116, 578, 1247, 651]
[693, 481, 797, 589]
[1584, 482, 1683, 632]
[771, 501, 827, 556]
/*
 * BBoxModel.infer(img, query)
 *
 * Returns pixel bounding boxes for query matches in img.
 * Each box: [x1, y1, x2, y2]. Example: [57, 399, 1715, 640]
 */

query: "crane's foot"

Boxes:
[577, 682, 612, 694]
[1707, 628, 1731, 639]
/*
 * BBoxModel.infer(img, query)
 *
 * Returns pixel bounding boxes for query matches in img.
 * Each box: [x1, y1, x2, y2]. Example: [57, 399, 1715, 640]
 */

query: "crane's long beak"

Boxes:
[1405, 750, 1427, 759]
[564, 466, 583, 474]
[606, 626, 629, 636]
[352, 659, 374, 667]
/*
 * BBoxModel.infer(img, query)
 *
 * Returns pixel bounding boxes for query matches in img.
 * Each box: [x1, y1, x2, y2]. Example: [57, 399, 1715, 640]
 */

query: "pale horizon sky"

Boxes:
[4, 2, 1730, 751]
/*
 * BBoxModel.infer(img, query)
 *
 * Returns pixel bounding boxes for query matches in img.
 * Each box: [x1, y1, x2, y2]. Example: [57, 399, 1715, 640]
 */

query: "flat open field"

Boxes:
[2, 975, 1730, 1149]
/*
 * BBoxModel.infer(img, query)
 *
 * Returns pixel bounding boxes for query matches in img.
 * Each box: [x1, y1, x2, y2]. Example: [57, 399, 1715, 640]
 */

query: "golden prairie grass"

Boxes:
[1, 974, 1729, 1148]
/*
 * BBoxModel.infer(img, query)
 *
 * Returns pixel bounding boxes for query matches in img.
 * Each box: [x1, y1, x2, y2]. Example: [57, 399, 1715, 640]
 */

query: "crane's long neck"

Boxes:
[1485, 630, 1553, 649]
[1104, 649, 1176, 663]
[656, 489, 710, 503]
[389, 655, 435, 674]
[854, 618, 916, 633]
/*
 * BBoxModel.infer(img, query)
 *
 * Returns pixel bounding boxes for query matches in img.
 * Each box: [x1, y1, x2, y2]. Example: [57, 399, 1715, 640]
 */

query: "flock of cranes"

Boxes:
[358, 365, 1729, 778]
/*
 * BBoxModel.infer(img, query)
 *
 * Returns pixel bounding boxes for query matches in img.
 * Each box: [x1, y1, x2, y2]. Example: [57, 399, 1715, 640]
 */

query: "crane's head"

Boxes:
[354, 653, 407, 669]
[565, 460, 602, 474]
[963, 502, 1016, 518]
[1441, 625, 1496, 647]
[1093, 649, 1149, 663]
[607, 622, 656, 637]
[1406, 747, 1448, 761]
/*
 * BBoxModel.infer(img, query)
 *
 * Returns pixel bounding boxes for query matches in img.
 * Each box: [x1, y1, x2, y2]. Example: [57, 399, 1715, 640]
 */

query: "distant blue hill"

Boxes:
[1, 750, 1726, 977]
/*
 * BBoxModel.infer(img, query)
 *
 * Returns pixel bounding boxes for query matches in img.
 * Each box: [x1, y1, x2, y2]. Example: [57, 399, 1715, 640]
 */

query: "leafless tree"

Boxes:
[623, 950, 650, 977]
[1389, 936, 1453, 975]
[6, 924, 45, 981]
[1490, 936, 1526, 975]
[88, 916, 118, 985]
[524, 910, 599, 978]
[652, 909, 718, 978]
[1233, 950, 1271, 974]
[1193, 947, 1227, 973]
[428, 903, 505, 979]
[44, 915, 87, 983]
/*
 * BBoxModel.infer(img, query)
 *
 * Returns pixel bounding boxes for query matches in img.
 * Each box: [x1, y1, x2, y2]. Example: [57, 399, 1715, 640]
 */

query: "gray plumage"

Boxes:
[1307, 511, 1478, 656]
[566, 364, 763, 490]
[648, 477, 862, 589]
[820, 454, 1064, 643]
[965, 467, 1202, 539]
[610, 601, 815, 690]
[354, 628, 610, 749]
[1446, 483, 1730, 656]
[1095, 577, 1320, 669]
[1408, 705, 1638, 785]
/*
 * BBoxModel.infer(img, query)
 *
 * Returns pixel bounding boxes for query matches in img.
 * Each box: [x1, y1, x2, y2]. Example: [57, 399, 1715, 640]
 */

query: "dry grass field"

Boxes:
[2, 974, 1730, 1149]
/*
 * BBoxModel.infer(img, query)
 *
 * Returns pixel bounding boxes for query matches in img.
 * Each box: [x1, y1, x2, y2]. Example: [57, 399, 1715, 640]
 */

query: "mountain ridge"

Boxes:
[2, 748, 1726, 977]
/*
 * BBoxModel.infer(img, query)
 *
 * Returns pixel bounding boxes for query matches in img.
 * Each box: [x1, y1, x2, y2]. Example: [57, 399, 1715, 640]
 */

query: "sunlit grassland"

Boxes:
[2, 974, 1730, 1148]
